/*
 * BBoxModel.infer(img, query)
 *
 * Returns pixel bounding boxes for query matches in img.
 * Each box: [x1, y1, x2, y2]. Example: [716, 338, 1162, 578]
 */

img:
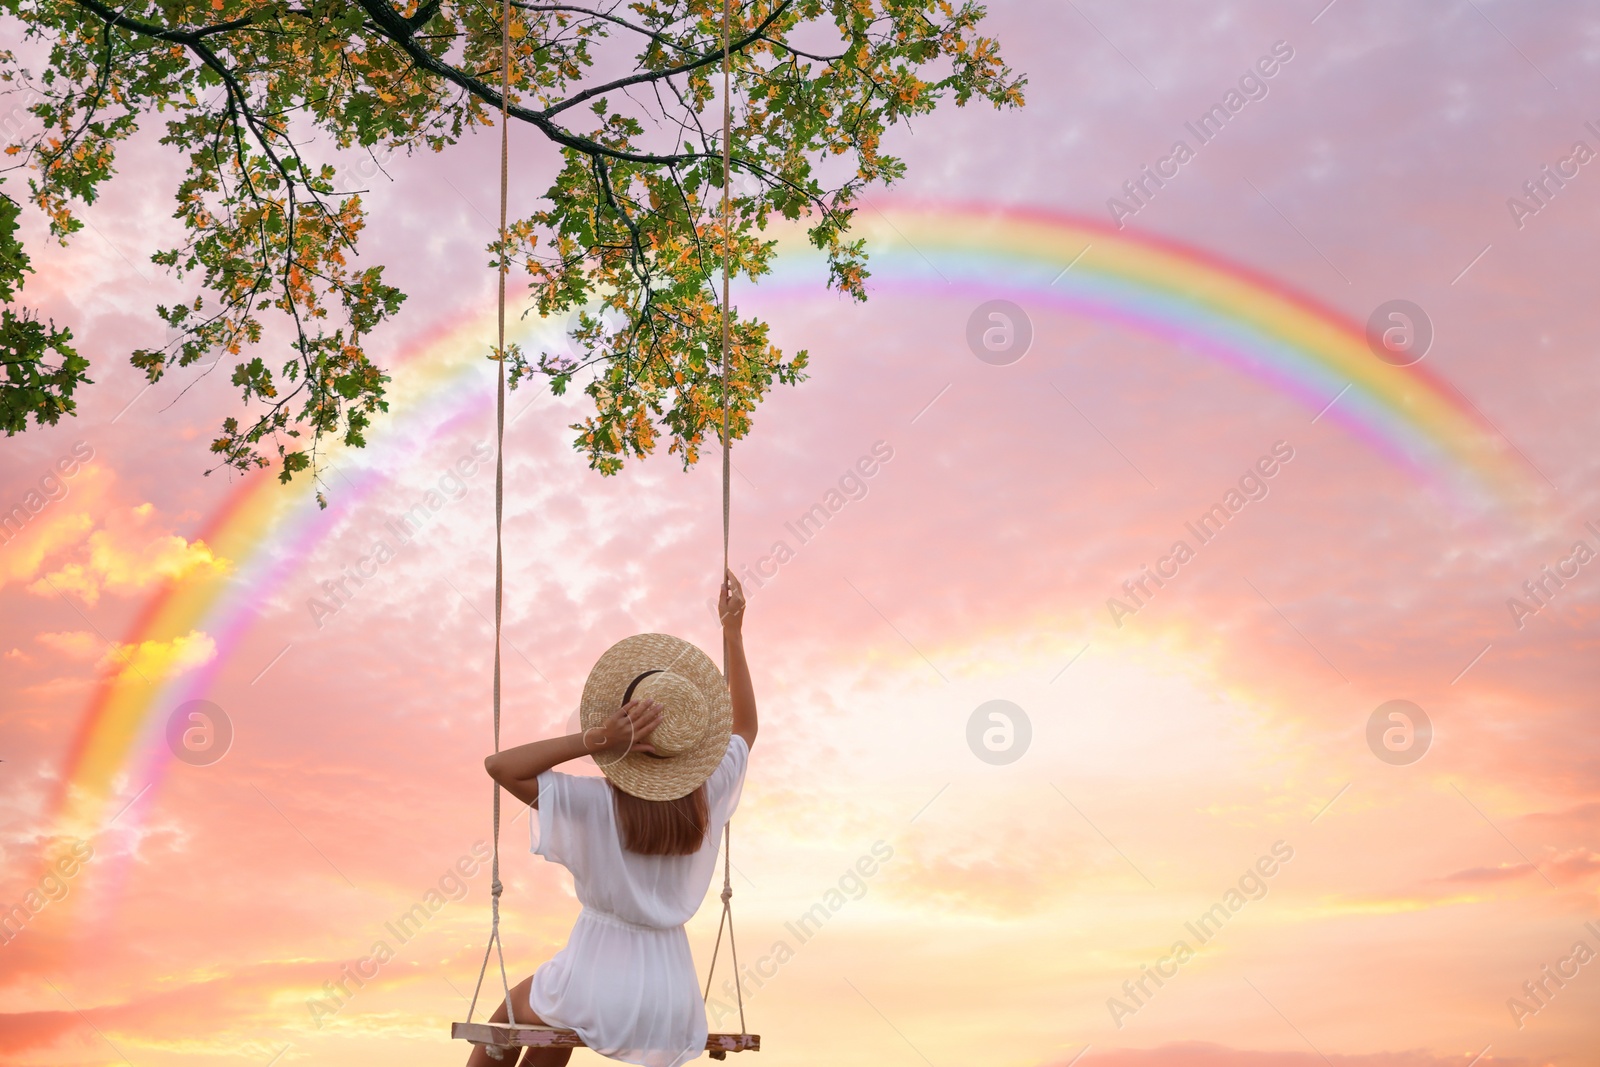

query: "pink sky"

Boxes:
[3, 2, 1598, 1066]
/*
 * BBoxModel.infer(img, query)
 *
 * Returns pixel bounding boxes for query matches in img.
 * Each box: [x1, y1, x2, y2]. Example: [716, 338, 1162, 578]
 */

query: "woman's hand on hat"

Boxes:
[586, 699, 663, 755]
[718, 568, 745, 631]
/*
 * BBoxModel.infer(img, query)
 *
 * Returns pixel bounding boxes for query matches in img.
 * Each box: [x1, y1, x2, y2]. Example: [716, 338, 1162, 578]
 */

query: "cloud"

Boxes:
[1522, 801, 1600, 837]
[1547, 847, 1600, 883]
[96, 629, 217, 682]
[26, 504, 229, 606]
[1434, 862, 1537, 884]
[34, 631, 101, 661]
[0, 508, 96, 594]
[0, 949, 487, 1058]
[876, 820, 1098, 917]
[1331, 844, 1600, 916]
[0, 960, 308, 1056]
[1, 466, 228, 607]
[0, 458, 113, 587]
[1038, 1044, 1539, 1067]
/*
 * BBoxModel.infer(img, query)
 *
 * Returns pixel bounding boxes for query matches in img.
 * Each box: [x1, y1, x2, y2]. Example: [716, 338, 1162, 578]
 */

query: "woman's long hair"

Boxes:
[610, 782, 708, 856]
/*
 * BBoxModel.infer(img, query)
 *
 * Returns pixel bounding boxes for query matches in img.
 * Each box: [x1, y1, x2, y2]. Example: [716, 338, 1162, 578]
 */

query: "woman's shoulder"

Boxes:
[705, 733, 748, 801]
[539, 767, 613, 810]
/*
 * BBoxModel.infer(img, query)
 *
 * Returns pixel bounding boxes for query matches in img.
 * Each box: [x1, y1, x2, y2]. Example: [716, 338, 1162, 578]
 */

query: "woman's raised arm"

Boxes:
[720, 569, 757, 750]
[485, 700, 664, 806]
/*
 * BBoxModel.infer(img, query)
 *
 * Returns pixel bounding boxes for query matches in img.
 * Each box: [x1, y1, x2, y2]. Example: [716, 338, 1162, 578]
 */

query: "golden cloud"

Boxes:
[0, 512, 95, 592]
[98, 629, 217, 682]
[35, 630, 102, 661]
[0, 461, 109, 591]
[27, 503, 230, 606]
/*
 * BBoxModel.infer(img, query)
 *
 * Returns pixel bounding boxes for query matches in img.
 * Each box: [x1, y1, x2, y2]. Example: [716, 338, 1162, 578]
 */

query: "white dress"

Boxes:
[527, 735, 749, 1067]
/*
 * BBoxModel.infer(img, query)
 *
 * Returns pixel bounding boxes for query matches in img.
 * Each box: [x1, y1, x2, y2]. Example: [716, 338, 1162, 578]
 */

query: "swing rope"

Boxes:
[703, 0, 749, 1037]
[462, 0, 751, 1050]
[463, 0, 518, 1047]
[719, 0, 733, 583]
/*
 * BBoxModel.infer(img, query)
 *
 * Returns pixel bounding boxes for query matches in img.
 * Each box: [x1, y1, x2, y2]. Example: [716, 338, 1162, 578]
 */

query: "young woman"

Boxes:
[471, 571, 756, 1067]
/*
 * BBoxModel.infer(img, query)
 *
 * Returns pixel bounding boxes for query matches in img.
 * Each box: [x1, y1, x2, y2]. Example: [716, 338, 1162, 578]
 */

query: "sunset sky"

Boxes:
[3, 2, 1599, 1067]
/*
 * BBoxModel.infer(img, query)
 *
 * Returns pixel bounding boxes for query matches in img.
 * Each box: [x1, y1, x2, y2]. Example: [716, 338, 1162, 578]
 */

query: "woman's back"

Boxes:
[531, 733, 749, 929]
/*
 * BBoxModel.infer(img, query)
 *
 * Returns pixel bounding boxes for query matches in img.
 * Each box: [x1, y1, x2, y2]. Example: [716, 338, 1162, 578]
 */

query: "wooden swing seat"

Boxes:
[453, 1022, 759, 1059]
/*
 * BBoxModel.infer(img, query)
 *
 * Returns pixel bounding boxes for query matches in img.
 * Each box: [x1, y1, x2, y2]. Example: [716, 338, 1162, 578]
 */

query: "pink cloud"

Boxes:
[1434, 863, 1538, 885]
[1040, 1045, 1539, 1067]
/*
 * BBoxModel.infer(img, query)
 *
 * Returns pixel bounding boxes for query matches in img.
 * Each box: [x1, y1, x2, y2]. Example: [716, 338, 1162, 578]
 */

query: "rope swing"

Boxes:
[703, 0, 748, 1038]
[458, 0, 519, 1042]
[452, 0, 758, 1056]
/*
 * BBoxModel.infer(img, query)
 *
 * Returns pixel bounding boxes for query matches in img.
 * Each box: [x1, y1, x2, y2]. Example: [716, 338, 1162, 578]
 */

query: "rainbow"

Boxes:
[45, 203, 1542, 902]
[771, 204, 1535, 507]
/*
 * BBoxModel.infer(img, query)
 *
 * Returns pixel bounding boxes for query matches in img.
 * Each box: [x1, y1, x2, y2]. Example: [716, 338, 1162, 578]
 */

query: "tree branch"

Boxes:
[66, 0, 262, 44]
[540, 0, 792, 119]
[510, 2, 692, 54]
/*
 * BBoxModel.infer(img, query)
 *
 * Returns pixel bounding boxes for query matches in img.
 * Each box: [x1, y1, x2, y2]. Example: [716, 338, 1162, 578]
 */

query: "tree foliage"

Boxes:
[1, 185, 89, 434]
[0, 0, 1022, 488]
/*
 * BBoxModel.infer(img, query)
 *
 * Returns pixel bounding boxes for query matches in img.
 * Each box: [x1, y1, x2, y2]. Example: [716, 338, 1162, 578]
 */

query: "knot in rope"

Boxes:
[490, 878, 504, 898]
[720, 885, 733, 904]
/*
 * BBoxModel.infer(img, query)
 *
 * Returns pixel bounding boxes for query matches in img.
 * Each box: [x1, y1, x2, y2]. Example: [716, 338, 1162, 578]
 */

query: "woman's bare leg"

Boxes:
[462, 975, 572, 1067]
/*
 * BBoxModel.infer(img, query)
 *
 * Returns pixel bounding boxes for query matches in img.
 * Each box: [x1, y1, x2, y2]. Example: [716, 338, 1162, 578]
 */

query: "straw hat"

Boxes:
[579, 633, 732, 801]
